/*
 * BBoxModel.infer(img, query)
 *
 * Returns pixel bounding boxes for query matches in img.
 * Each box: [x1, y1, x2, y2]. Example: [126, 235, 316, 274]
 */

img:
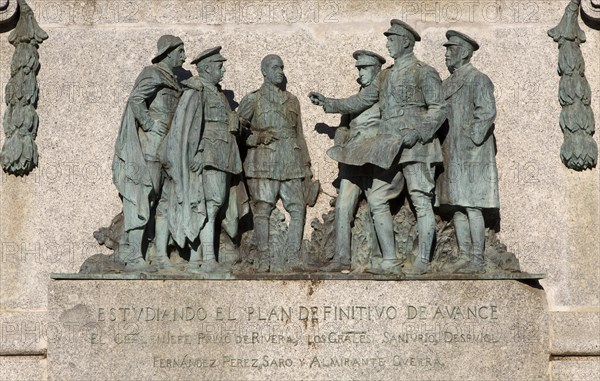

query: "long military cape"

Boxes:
[164, 78, 249, 247]
[112, 65, 177, 232]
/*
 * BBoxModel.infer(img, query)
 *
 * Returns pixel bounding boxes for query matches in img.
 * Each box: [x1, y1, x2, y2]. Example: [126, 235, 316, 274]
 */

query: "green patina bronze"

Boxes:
[239, 54, 317, 273]
[90, 22, 524, 277]
[320, 50, 402, 273]
[1, 0, 47, 176]
[164, 46, 249, 274]
[310, 19, 447, 275]
[436, 30, 499, 274]
[112, 35, 186, 272]
[548, 0, 597, 171]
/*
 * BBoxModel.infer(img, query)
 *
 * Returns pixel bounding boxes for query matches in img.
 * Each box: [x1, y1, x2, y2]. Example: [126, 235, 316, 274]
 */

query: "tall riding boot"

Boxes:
[367, 211, 401, 274]
[199, 220, 226, 273]
[405, 200, 435, 275]
[324, 194, 354, 271]
[254, 214, 271, 272]
[188, 244, 202, 273]
[446, 209, 473, 273]
[286, 210, 306, 271]
[123, 229, 155, 272]
[373, 211, 396, 261]
[459, 208, 486, 274]
[321, 210, 351, 271]
[154, 215, 173, 270]
[117, 236, 128, 263]
[333, 216, 351, 265]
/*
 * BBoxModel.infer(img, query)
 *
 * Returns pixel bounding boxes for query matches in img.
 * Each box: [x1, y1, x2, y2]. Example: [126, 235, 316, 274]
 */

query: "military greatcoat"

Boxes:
[436, 63, 499, 209]
[163, 77, 247, 247]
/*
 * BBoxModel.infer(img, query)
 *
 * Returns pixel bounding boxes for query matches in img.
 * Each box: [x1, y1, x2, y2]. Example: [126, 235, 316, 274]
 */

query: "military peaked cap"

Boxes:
[353, 50, 386, 67]
[384, 19, 421, 41]
[191, 46, 227, 65]
[443, 30, 480, 51]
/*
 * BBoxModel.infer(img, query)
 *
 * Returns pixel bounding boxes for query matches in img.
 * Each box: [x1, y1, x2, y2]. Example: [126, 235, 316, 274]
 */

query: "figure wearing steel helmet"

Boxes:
[436, 30, 499, 274]
[310, 20, 447, 275]
[112, 35, 186, 272]
[321, 50, 407, 272]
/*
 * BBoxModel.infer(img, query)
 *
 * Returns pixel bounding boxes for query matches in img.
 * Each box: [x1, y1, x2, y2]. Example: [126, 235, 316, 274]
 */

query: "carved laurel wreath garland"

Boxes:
[0, 0, 47, 176]
[549, 0, 598, 171]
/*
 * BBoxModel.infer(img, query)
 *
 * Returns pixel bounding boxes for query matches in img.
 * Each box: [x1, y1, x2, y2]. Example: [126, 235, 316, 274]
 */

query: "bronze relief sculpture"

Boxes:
[112, 35, 186, 272]
[436, 30, 499, 274]
[320, 50, 405, 273]
[90, 21, 523, 277]
[310, 20, 447, 275]
[239, 55, 316, 272]
[164, 46, 249, 274]
[548, 0, 597, 171]
[1, 0, 47, 176]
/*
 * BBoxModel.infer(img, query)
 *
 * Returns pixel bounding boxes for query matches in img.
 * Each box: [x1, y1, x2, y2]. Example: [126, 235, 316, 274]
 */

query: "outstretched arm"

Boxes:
[309, 74, 381, 115]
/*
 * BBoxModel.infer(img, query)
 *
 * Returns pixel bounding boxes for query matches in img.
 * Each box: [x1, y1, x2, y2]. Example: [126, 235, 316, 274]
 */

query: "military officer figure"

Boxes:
[164, 46, 246, 273]
[310, 20, 447, 274]
[112, 35, 186, 272]
[238, 54, 314, 272]
[437, 30, 499, 273]
[323, 50, 406, 272]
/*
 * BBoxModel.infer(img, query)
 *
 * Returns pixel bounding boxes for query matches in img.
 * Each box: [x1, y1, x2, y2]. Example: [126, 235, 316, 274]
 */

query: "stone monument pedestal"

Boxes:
[48, 276, 548, 380]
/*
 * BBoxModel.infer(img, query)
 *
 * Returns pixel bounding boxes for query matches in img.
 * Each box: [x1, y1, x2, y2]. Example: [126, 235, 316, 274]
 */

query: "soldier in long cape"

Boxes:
[163, 46, 249, 273]
[112, 35, 186, 272]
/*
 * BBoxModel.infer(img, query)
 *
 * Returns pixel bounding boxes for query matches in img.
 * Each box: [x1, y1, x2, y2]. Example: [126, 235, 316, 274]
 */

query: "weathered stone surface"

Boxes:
[51, 272, 545, 281]
[550, 357, 600, 381]
[48, 279, 548, 380]
[550, 310, 600, 355]
[0, 310, 47, 355]
[0, 355, 47, 381]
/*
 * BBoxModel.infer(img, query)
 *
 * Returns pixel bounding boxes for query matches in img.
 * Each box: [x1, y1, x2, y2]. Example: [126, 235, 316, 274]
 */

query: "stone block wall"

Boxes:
[0, 1, 598, 379]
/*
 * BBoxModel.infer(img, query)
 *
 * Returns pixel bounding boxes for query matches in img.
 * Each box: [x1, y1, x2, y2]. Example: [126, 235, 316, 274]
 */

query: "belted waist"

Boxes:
[381, 105, 426, 120]
[149, 111, 175, 124]
[204, 121, 228, 129]
[203, 122, 232, 142]
[256, 128, 297, 140]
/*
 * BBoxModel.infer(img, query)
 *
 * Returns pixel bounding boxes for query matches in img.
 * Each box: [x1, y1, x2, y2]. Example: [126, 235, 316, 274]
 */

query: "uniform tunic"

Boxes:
[239, 83, 311, 181]
[332, 96, 402, 203]
[163, 77, 247, 246]
[238, 82, 311, 251]
[325, 53, 446, 166]
[324, 53, 447, 263]
[197, 81, 242, 175]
